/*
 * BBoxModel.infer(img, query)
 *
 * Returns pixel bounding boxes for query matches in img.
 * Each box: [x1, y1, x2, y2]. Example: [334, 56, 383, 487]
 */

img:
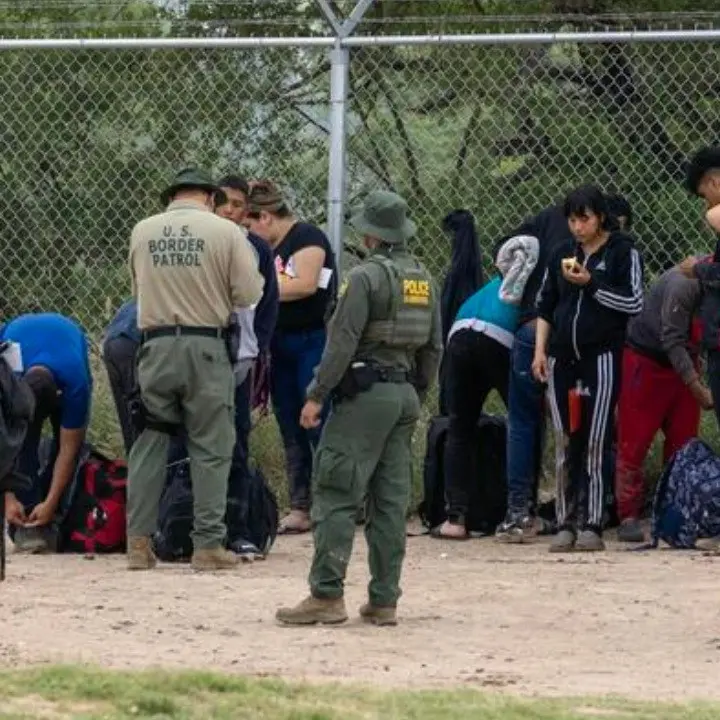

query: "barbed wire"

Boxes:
[0, 2, 718, 38]
[0, 20, 717, 37]
[1, 0, 719, 17]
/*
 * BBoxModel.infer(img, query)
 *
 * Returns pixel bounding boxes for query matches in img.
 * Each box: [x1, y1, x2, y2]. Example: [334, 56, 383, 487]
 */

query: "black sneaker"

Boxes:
[228, 538, 263, 563]
[495, 511, 532, 544]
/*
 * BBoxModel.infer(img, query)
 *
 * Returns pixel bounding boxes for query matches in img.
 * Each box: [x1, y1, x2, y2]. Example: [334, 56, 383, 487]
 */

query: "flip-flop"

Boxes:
[277, 522, 311, 536]
[430, 526, 469, 541]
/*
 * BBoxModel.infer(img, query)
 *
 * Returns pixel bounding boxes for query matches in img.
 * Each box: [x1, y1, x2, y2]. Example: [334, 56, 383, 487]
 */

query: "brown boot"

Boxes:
[127, 536, 157, 571]
[191, 546, 239, 571]
[359, 603, 397, 627]
[276, 595, 348, 626]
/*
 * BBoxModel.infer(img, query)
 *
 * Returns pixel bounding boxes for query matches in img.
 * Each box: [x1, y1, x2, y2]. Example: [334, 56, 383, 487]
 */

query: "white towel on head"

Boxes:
[495, 234, 540, 305]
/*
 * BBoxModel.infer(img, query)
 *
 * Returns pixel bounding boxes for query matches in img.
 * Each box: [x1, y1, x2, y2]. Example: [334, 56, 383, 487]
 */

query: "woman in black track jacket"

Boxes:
[533, 185, 644, 553]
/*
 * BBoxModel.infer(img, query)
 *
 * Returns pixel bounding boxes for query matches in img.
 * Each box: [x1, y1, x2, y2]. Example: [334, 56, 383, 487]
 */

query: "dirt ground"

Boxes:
[2, 524, 720, 702]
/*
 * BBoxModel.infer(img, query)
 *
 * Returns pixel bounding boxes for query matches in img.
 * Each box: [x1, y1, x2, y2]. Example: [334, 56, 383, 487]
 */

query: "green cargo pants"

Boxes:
[309, 381, 421, 607]
[127, 335, 235, 550]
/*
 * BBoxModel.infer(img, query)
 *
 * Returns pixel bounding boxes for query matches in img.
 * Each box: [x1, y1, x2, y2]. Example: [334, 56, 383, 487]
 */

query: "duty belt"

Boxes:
[141, 325, 227, 343]
[374, 366, 409, 383]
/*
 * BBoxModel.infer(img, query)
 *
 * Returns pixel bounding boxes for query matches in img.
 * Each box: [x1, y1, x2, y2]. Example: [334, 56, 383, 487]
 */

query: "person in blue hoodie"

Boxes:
[431, 275, 521, 540]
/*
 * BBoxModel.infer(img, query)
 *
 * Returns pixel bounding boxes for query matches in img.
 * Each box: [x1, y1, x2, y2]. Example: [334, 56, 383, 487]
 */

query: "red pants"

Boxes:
[615, 347, 700, 521]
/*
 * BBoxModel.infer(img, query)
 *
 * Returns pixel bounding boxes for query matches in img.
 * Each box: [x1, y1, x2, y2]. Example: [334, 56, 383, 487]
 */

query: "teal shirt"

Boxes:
[450, 276, 520, 347]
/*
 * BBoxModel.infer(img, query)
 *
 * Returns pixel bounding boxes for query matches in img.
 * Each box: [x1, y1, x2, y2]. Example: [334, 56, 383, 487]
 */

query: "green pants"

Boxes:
[127, 335, 235, 550]
[309, 381, 420, 607]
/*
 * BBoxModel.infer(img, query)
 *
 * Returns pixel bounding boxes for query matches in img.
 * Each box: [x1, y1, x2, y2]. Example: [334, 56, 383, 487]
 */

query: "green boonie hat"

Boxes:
[350, 190, 416, 245]
[160, 167, 219, 206]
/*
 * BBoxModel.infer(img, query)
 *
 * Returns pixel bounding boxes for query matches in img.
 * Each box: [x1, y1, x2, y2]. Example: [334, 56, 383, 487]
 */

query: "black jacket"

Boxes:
[494, 204, 575, 326]
[537, 231, 644, 360]
[694, 236, 720, 352]
[440, 210, 484, 343]
[438, 210, 484, 415]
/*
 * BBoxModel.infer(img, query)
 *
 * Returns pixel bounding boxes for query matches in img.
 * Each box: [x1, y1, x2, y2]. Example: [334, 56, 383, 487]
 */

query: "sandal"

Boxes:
[430, 521, 469, 541]
[277, 510, 311, 535]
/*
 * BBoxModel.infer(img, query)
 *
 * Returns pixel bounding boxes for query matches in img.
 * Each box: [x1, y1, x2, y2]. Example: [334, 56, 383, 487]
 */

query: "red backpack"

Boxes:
[61, 449, 127, 554]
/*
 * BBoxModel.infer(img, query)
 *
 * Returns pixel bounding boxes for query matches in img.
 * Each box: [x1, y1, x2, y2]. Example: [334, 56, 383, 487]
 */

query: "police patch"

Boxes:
[338, 278, 349, 297]
[402, 278, 430, 306]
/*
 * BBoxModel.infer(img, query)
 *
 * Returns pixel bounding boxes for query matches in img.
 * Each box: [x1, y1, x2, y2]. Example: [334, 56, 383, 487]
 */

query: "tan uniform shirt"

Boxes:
[129, 199, 264, 330]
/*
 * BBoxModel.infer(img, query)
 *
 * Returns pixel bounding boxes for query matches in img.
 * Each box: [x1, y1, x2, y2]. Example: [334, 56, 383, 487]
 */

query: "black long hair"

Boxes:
[563, 184, 612, 230]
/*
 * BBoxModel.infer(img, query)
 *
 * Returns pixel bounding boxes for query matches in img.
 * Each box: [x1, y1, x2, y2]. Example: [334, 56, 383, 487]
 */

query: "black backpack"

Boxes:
[0, 352, 36, 581]
[225, 465, 279, 556]
[418, 413, 507, 535]
[152, 458, 279, 561]
[152, 459, 194, 562]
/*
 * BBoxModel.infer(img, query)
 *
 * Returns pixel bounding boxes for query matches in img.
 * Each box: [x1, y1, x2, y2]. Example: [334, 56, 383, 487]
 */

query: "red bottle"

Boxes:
[569, 380, 583, 434]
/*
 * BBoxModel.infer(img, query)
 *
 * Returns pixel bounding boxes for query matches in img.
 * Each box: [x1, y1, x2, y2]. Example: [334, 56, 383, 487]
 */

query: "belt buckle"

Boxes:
[174, 326, 182, 337]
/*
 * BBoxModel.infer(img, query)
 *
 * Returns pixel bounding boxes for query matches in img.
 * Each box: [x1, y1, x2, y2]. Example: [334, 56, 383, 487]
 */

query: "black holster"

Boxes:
[334, 362, 378, 401]
[225, 315, 241, 366]
[127, 385, 180, 436]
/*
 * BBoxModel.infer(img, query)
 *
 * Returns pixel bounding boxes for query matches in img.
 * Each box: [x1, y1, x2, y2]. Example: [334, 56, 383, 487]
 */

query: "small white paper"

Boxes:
[285, 256, 333, 290]
[318, 267, 333, 290]
[1, 341, 23, 372]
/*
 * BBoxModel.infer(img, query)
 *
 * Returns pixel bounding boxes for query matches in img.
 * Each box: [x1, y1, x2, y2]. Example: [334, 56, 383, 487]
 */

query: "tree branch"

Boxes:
[456, 103, 482, 174]
[288, 101, 394, 189]
[283, 61, 331, 98]
[378, 74, 426, 201]
[353, 48, 425, 201]
[349, 72, 395, 189]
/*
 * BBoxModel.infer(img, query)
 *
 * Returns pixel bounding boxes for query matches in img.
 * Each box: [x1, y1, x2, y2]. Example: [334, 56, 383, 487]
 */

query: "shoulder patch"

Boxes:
[338, 278, 349, 298]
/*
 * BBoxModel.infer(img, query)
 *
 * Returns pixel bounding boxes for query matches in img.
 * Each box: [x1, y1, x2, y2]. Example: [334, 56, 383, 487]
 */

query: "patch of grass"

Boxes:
[0, 667, 720, 720]
[0, 666, 718, 720]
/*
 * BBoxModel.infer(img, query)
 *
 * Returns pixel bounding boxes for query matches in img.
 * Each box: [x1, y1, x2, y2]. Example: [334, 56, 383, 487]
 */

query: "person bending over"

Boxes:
[3, 312, 92, 553]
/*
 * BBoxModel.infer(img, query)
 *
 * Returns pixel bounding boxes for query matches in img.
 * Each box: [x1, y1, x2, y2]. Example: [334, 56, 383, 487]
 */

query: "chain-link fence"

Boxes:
[3, 34, 719, 337]
[2, 8, 720, 484]
[0, 45, 332, 337]
[345, 38, 720, 281]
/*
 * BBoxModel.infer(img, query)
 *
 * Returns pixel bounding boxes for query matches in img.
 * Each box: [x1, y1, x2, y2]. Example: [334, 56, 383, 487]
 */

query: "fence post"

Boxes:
[326, 40, 350, 276]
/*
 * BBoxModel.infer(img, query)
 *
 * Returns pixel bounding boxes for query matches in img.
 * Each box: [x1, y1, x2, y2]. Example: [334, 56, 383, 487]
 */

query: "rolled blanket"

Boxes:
[495, 234, 540, 304]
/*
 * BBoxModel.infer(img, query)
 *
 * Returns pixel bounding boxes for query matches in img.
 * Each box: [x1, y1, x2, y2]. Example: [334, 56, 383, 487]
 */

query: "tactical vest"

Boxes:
[363, 254, 434, 350]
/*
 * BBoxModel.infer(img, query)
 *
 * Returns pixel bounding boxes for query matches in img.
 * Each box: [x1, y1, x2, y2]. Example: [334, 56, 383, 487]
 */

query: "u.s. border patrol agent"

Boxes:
[276, 190, 442, 627]
[126, 168, 264, 572]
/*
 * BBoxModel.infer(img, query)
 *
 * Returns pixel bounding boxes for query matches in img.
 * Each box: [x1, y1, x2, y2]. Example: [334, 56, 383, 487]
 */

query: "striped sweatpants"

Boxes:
[547, 350, 621, 533]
